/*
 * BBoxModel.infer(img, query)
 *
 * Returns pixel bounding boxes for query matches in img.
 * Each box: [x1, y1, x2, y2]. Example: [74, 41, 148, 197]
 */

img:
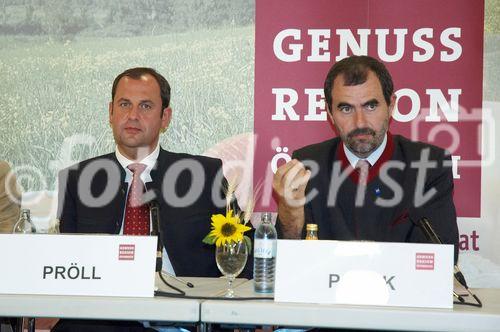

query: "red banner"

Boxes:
[254, 0, 484, 217]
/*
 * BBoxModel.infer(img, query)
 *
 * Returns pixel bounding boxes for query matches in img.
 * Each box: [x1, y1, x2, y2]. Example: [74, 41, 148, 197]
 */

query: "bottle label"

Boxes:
[254, 239, 276, 258]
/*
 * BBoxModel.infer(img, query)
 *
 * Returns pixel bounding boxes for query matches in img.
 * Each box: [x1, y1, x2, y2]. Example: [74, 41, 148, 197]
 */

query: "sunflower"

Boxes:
[206, 210, 251, 247]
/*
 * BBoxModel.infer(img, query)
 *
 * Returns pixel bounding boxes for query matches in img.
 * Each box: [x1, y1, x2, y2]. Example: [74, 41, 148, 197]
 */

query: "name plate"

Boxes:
[0, 234, 157, 297]
[275, 240, 453, 308]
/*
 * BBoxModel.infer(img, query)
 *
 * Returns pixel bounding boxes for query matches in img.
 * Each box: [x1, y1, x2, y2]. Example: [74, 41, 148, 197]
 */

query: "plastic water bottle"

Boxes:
[253, 212, 277, 293]
[12, 209, 36, 234]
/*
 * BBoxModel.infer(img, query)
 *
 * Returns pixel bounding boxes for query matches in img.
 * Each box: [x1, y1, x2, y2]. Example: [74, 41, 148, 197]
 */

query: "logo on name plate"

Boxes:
[415, 252, 435, 270]
[119, 244, 136, 261]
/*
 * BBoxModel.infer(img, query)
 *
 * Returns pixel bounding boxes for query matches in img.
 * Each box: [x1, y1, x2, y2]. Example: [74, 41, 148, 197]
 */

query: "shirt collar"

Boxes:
[115, 144, 160, 182]
[343, 133, 387, 168]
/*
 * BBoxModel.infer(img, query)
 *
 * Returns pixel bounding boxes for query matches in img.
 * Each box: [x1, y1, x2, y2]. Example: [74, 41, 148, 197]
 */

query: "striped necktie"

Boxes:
[123, 163, 150, 235]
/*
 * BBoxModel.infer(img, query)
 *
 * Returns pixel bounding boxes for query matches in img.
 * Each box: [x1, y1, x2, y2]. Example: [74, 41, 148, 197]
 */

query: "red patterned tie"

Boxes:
[123, 163, 150, 235]
[356, 159, 370, 185]
[354, 159, 370, 206]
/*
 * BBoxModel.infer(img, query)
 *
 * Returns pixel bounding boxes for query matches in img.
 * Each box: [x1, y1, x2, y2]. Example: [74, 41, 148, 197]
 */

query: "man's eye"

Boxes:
[339, 106, 352, 113]
[366, 103, 377, 111]
[140, 104, 152, 110]
[119, 102, 130, 108]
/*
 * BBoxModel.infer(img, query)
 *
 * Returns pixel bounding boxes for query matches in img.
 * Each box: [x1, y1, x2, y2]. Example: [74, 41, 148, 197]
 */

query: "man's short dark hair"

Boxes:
[111, 67, 171, 110]
[324, 55, 394, 110]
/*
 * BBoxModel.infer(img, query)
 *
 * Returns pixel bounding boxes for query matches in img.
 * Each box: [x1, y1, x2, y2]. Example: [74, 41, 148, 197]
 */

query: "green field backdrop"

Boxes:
[0, 26, 254, 189]
[0, 0, 498, 194]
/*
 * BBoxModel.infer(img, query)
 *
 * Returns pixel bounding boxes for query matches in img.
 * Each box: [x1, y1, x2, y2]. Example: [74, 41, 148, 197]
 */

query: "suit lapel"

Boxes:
[146, 148, 180, 273]
[107, 153, 127, 234]
[147, 147, 170, 194]
[324, 139, 355, 239]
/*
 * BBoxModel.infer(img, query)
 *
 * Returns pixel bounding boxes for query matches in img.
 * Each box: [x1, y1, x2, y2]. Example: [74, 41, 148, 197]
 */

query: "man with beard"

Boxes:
[273, 55, 459, 261]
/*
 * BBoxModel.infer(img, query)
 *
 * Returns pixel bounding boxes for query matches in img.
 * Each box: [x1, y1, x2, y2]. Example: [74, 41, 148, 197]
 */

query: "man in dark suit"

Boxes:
[273, 56, 459, 261]
[54, 67, 241, 331]
[58, 148, 227, 277]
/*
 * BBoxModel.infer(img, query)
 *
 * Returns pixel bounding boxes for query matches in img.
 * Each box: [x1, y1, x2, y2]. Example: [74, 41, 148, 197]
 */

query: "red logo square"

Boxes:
[119, 244, 135, 261]
[416, 253, 435, 270]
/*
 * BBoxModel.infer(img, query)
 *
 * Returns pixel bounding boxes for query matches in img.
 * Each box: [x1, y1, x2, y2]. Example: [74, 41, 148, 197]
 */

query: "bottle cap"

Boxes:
[306, 223, 318, 231]
[261, 212, 272, 222]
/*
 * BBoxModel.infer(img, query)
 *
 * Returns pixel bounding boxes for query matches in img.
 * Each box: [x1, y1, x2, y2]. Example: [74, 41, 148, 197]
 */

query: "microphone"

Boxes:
[413, 217, 466, 303]
[149, 192, 194, 289]
[149, 199, 162, 273]
[418, 218, 470, 287]
[416, 217, 442, 245]
[161, 271, 194, 288]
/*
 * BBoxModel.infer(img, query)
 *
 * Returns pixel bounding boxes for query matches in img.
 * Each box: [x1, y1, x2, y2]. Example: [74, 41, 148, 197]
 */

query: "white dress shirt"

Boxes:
[115, 144, 176, 275]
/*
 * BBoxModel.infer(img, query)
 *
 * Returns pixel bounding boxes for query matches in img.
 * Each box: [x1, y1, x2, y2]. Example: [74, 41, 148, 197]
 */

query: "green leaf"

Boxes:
[202, 234, 216, 245]
[243, 235, 252, 254]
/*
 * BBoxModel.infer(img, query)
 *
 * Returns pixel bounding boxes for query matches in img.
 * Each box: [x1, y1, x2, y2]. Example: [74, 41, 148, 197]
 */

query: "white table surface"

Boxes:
[0, 277, 246, 323]
[2, 277, 499, 331]
[202, 281, 500, 332]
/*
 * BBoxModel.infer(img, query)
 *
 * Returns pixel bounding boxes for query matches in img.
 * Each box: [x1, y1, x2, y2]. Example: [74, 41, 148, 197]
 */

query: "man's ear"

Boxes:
[388, 94, 396, 117]
[326, 104, 335, 125]
[161, 107, 172, 132]
[108, 102, 113, 123]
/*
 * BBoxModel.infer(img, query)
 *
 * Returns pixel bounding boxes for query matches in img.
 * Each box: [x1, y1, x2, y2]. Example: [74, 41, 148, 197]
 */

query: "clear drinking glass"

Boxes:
[215, 241, 248, 297]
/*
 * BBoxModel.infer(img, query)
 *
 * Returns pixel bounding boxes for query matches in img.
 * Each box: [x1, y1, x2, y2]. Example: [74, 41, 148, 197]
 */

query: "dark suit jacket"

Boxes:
[277, 133, 460, 262]
[58, 147, 247, 277]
